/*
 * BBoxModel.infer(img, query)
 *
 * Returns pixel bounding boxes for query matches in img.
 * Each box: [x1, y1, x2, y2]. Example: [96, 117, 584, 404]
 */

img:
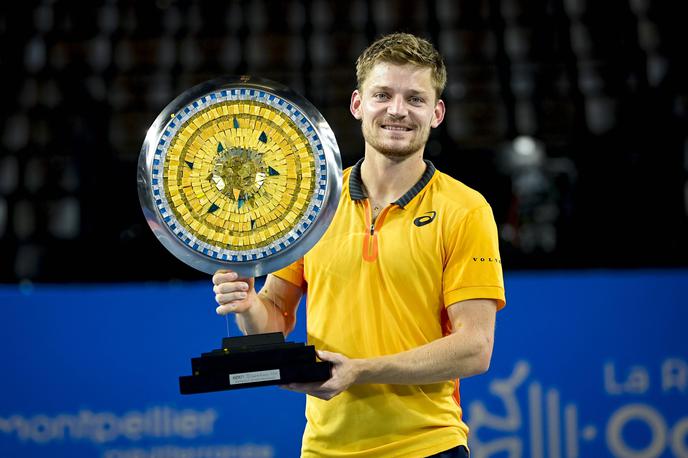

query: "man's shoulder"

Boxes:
[430, 169, 490, 212]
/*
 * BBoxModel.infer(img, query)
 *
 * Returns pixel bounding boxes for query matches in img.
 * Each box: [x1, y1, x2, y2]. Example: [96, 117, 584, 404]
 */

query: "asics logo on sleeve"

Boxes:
[413, 211, 437, 227]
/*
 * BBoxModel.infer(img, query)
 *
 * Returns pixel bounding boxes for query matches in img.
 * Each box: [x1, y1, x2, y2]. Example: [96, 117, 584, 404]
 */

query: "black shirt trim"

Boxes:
[348, 158, 437, 208]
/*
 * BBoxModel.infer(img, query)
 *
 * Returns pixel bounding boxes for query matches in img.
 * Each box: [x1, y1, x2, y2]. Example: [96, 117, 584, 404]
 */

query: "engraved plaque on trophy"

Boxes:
[137, 76, 341, 394]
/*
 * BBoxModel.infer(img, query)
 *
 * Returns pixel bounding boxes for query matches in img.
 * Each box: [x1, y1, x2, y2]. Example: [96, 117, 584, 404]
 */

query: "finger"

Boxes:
[305, 389, 336, 400]
[279, 384, 320, 395]
[213, 282, 250, 295]
[216, 301, 250, 315]
[316, 350, 339, 362]
[279, 384, 306, 393]
[280, 384, 333, 400]
[212, 270, 238, 285]
[285, 382, 325, 391]
[216, 304, 232, 316]
[215, 291, 248, 305]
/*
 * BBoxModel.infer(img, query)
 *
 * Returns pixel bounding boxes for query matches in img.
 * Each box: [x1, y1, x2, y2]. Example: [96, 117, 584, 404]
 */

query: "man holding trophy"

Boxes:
[212, 33, 506, 458]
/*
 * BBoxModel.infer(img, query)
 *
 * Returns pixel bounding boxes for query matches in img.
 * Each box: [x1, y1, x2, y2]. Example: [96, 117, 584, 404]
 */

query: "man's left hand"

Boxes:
[281, 350, 360, 400]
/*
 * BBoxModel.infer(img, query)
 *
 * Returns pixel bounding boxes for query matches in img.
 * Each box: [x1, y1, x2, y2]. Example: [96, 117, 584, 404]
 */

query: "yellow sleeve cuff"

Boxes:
[272, 267, 303, 288]
[444, 286, 506, 310]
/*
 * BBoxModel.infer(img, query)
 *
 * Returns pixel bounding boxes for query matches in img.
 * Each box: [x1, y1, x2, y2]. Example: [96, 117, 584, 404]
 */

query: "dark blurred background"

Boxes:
[1, 0, 686, 283]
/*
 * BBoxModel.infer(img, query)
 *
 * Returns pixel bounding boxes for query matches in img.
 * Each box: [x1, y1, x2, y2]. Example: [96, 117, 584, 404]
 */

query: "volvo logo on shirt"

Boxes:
[413, 211, 437, 227]
[473, 257, 501, 264]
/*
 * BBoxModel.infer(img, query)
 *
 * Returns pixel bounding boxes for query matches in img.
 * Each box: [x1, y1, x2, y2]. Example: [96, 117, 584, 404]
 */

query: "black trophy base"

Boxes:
[179, 332, 332, 395]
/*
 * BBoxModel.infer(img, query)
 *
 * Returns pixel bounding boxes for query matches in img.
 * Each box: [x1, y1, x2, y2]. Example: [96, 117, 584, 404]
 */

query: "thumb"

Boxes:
[238, 276, 256, 292]
[316, 350, 337, 362]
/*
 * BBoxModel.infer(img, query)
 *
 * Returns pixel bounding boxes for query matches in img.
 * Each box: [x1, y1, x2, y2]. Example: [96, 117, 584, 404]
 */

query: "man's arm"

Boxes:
[213, 271, 303, 336]
[284, 298, 497, 399]
[356, 298, 496, 383]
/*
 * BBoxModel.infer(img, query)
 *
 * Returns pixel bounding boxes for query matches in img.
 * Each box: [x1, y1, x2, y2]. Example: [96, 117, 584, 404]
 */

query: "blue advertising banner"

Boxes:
[461, 270, 687, 458]
[1, 270, 686, 458]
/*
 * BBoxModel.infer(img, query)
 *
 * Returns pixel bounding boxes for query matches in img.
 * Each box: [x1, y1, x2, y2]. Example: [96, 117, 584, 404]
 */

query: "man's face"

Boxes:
[350, 62, 445, 160]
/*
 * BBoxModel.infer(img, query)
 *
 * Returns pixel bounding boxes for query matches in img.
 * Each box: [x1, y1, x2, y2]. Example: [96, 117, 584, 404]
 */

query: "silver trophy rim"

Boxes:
[137, 75, 342, 277]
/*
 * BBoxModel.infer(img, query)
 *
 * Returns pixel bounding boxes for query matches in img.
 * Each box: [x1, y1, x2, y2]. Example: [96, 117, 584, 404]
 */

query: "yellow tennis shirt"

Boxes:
[274, 159, 506, 457]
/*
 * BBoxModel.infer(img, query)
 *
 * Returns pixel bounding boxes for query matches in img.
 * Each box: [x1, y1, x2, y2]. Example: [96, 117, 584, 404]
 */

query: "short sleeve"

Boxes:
[272, 257, 305, 288]
[443, 205, 506, 310]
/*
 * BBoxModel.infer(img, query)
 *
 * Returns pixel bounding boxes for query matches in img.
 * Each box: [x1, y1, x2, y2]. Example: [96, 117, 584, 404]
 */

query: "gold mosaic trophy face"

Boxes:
[138, 77, 342, 276]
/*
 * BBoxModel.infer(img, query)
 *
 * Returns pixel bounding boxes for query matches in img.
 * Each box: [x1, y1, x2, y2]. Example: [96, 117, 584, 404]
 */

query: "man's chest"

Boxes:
[301, 200, 451, 351]
[304, 202, 447, 288]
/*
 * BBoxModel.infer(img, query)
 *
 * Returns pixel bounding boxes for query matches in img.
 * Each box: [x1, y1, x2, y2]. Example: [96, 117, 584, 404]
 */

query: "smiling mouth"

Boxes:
[381, 125, 412, 132]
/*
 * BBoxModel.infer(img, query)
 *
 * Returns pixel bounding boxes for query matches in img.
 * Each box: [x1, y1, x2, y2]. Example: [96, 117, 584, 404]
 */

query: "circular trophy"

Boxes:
[137, 76, 342, 277]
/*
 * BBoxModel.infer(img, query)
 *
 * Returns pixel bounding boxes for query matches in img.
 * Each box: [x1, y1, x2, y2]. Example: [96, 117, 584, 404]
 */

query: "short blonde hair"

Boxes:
[356, 33, 447, 100]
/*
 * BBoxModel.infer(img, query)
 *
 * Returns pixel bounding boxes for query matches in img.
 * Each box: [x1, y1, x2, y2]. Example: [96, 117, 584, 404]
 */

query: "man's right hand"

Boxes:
[212, 270, 256, 315]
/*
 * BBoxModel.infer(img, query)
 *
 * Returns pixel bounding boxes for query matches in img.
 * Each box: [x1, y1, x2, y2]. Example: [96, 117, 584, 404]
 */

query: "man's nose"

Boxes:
[387, 95, 407, 118]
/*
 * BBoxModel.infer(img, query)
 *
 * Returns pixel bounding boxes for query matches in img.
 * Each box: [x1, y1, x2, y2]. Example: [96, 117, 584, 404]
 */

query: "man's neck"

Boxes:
[360, 149, 427, 204]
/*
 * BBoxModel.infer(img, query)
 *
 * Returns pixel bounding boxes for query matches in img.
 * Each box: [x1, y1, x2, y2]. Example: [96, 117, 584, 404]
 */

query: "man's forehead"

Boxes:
[362, 62, 434, 91]
[365, 84, 431, 95]
[367, 61, 433, 77]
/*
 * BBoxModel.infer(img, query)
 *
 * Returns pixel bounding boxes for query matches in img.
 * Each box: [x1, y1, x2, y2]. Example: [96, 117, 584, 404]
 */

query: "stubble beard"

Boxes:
[361, 120, 431, 161]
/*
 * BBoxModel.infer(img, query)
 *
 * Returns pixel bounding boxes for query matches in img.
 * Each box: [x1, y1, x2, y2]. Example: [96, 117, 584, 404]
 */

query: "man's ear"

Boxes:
[431, 99, 446, 128]
[350, 90, 362, 120]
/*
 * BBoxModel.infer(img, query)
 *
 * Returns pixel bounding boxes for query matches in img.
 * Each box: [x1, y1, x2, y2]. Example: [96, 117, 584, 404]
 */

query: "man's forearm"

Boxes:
[354, 329, 493, 385]
[235, 294, 287, 335]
